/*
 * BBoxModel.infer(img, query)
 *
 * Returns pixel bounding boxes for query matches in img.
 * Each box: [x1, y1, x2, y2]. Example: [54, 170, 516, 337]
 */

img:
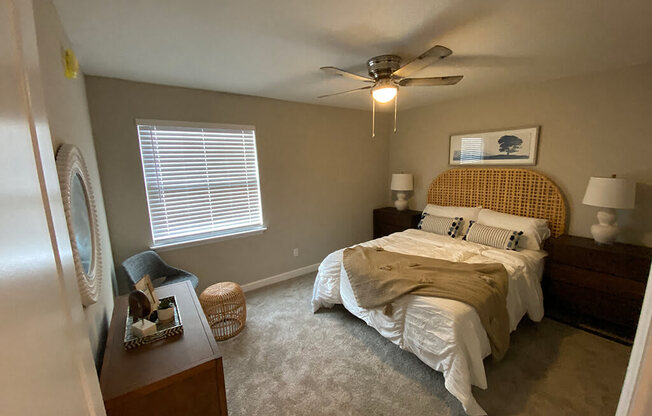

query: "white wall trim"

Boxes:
[616, 266, 652, 416]
[151, 226, 267, 252]
[240, 263, 319, 293]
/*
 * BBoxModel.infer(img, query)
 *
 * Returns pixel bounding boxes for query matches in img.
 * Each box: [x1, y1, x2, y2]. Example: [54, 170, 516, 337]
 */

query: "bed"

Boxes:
[311, 168, 567, 415]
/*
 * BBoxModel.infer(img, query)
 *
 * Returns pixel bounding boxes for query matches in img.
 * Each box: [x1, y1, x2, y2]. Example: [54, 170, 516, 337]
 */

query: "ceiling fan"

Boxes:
[318, 45, 463, 137]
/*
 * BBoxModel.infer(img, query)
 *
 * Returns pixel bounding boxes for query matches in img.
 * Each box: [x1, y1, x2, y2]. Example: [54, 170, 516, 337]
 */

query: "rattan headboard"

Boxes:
[427, 168, 567, 237]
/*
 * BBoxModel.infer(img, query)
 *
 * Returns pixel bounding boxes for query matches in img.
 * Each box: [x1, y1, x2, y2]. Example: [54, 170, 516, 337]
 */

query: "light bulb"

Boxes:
[372, 86, 397, 103]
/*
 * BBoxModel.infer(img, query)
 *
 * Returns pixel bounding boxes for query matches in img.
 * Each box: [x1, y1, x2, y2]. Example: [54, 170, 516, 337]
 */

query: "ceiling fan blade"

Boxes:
[398, 75, 463, 87]
[392, 45, 453, 78]
[317, 85, 373, 99]
[320, 66, 374, 82]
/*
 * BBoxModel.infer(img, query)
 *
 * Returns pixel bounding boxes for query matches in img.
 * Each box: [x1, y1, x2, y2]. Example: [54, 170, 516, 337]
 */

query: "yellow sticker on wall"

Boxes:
[63, 48, 79, 79]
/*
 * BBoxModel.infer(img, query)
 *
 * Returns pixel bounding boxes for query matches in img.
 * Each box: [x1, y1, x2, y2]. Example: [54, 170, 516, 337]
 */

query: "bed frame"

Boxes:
[427, 168, 567, 237]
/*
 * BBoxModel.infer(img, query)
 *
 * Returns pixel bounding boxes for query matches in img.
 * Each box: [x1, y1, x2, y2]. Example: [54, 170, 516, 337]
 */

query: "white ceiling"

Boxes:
[53, 0, 652, 111]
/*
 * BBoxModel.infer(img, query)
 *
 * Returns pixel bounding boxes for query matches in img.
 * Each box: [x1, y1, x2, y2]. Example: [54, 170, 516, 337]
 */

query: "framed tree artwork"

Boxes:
[449, 126, 539, 165]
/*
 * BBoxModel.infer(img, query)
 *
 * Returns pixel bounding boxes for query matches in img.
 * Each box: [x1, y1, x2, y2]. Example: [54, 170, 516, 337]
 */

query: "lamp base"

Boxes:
[394, 192, 409, 211]
[590, 208, 618, 245]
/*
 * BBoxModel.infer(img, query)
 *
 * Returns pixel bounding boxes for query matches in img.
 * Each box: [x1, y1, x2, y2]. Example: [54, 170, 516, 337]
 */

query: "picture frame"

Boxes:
[449, 126, 539, 166]
[134, 274, 160, 310]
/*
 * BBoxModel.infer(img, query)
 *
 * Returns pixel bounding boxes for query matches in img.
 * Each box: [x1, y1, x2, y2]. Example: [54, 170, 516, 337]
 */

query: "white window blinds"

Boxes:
[137, 120, 264, 247]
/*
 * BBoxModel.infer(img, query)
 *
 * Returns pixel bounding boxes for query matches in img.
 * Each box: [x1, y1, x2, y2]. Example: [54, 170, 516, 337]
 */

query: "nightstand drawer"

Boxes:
[543, 235, 651, 343]
[546, 236, 651, 282]
[372, 207, 422, 239]
[546, 263, 645, 300]
[546, 279, 643, 330]
[374, 223, 408, 239]
[374, 209, 420, 228]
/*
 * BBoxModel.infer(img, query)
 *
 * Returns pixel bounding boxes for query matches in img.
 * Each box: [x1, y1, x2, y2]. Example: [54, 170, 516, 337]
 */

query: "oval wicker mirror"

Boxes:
[56, 144, 102, 306]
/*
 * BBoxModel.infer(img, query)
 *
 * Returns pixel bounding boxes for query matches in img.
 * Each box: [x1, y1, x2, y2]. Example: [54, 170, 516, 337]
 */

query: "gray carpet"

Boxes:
[219, 273, 631, 415]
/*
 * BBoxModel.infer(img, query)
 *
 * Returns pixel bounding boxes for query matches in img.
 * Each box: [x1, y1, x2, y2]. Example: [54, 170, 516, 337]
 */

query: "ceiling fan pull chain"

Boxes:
[372, 95, 376, 138]
[393, 89, 398, 133]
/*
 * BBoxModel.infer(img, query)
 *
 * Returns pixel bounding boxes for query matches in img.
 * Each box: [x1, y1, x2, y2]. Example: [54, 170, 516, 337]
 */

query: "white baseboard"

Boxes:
[240, 263, 319, 293]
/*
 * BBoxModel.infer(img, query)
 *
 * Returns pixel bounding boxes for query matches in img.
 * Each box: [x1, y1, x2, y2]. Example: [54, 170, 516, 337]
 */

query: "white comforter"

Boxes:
[311, 229, 546, 415]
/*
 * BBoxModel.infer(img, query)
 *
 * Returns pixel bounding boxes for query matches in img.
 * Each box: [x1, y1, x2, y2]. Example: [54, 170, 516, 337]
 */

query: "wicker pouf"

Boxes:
[199, 282, 246, 341]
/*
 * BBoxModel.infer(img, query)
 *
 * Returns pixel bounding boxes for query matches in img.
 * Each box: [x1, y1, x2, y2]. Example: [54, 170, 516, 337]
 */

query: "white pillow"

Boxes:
[418, 214, 463, 238]
[476, 209, 550, 251]
[422, 204, 482, 235]
[463, 222, 523, 250]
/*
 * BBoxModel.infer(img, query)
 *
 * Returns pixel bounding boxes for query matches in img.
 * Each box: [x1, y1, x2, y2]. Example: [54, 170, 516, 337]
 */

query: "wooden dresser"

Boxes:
[100, 281, 227, 415]
[543, 235, 651, 343]
[373, 207, 422, 239]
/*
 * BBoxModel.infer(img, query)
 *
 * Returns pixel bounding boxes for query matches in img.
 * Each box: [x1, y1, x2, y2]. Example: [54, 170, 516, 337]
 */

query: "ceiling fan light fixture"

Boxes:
[372, 86, 397, 103]
[372, 84, 397, 103]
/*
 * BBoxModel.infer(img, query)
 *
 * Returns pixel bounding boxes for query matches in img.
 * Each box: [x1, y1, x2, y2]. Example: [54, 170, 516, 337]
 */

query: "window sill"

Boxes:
[151, 226, 267, 252]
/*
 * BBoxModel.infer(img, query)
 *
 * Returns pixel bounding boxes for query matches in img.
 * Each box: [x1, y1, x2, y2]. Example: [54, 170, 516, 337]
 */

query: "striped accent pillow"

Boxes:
[418, 214, 463, 238]
[463, 221, 523, 250]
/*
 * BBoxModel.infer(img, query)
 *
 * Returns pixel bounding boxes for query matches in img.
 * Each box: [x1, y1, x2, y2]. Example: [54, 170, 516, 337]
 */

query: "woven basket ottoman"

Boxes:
[199, 282, 247, 341]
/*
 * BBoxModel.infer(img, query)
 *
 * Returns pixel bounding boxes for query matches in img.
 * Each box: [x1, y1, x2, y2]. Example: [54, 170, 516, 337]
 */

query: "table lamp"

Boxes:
[391, 173, 413, 211]
[582, 175, 636, 245]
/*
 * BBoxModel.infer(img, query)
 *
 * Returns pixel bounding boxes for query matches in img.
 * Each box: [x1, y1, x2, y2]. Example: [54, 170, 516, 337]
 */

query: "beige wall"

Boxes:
[82, 59, 651, 306]
[34, 0, 115, 366]
[389, 63, 652, 247]
[85, 76, 390, 293]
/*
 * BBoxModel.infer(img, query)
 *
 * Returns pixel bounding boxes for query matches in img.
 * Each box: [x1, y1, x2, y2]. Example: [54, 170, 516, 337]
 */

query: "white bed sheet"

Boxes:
[311, 229, 546, 415]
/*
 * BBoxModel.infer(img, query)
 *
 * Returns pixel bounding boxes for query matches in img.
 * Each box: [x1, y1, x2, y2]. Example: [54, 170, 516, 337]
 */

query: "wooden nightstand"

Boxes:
[543, 235, 651, 344]
[373, 207, 422, 239]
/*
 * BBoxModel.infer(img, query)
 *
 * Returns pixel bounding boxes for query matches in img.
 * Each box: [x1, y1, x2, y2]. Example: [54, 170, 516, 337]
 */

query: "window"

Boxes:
[136, 120, 264, 248]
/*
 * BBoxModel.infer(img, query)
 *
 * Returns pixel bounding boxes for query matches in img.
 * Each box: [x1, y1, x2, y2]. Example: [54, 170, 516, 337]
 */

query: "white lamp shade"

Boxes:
[391, 173, 413, 191]
[582, 177, 636, 209]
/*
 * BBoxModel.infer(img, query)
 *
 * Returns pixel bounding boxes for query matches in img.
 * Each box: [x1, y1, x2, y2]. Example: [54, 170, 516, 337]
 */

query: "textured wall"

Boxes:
[85, 76, 390, 293]
[388, 63, 652, 247]
[34, 0, 115, 366]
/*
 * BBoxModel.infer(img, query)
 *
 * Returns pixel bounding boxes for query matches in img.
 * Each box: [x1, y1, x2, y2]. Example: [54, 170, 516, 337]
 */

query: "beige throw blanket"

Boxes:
[342, 246, 510, 360]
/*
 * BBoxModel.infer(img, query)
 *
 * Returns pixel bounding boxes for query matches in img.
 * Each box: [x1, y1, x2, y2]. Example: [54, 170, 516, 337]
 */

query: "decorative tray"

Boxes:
[124, 295, 183, 350]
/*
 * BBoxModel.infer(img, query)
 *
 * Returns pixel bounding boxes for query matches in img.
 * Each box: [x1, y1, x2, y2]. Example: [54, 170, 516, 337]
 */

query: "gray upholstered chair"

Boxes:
[121, 250, 199, 289]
